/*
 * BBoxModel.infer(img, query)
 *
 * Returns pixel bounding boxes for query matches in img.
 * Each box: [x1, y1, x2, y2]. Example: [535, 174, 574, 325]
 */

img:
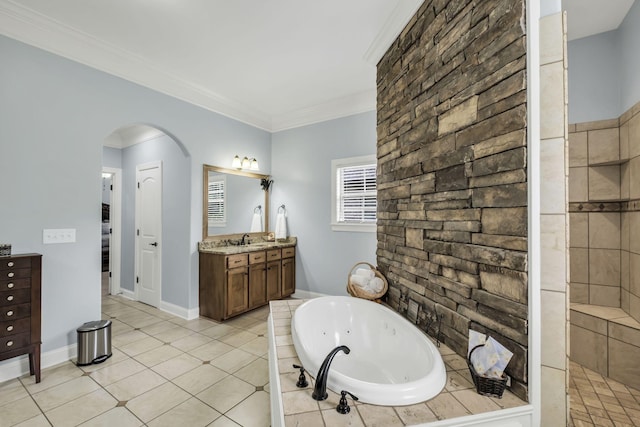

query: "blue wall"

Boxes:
[271, 112, 378, 296]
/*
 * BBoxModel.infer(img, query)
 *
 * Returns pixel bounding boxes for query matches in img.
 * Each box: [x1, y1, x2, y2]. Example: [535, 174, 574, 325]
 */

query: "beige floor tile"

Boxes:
[32, 376, 100, 412]
[200, 324, 238, 339]
[226, 391, 271, 427]
[395, 402, 439, 425]
[0, 378, 29, 406]
[491, 390, 527, 409]
[109, 319, 134, 336]
[111, 330, 148, 347]
[152, 353, 202, 380]
[172, 364, 228, 395]
[45, 388, 116, 427]
[219, 330, 258, 347]
[357, 404, 404, 426]
[105, 369, 167, 401]
[276, 345, 298, 359]
[211, 348, 258, 373]
[190, 340, 234, 361]
[427, 392, 471, 420]
[12, 414, 51, 427]
[78, 407, 142, 427]
[78, 349, 130, 373]
[153, 325, 194, 343]
[321, 407, 365, 426]
[442, 354, 468, 371]
[126, 382, 190, 423]
[170, 333, 212, 352]
[208, 416, 242, 427]
[281, 389, 320, 415]
[285, 411, 325, 427]
[451, 389, 501, 414]
[0, 396, 42, 427]
[119, 336, 165, 357]
[140, 320, 174, 336]
[444, 371, 474, 392]
[233, 358, 270, 386]
[176, 317, 219, 332]
[247, 322, 268, 336]
[224, 315, 262, 330]
[239, 336, 269, 356]
[21, 361, 84, 394]
[89, 358, 146, 386]
[197, 375, 255, 413]
[134, 343, 183, 367]
[147, 397, 220, 427]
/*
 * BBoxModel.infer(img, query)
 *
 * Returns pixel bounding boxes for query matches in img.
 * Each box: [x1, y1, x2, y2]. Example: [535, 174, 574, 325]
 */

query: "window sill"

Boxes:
[331, 223, 376, 233]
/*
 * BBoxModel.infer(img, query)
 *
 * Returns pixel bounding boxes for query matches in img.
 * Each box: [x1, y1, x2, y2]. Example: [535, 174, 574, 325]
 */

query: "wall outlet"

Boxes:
[43, 228, 76, 244]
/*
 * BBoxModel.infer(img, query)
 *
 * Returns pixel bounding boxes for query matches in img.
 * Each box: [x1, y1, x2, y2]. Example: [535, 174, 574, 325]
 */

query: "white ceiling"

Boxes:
[1, 1, 634, 135]
[563, 0, 635, 41]
[0, 0, 422, 132]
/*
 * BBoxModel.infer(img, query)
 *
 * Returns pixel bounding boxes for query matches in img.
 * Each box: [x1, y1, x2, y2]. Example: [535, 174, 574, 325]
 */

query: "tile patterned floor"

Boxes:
[2, 295, 639, 426]
[569, 360, 640, 427]
[0, 295, 271, 427]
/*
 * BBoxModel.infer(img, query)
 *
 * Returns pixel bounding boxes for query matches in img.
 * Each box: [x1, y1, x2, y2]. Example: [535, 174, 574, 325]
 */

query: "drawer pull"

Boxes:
[6, 341, 13, 347]
[6, 325, 13, 332]
[7, 283, 14, 289]
[6, 311, 13, 317]
[7, 262, 14, 267]
[6, 295, 13, 301]
[7, 272, 14, 278]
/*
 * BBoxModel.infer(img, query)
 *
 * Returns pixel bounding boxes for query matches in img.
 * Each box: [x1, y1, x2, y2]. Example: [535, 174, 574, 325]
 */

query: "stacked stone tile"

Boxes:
[376, 0, 528, 399]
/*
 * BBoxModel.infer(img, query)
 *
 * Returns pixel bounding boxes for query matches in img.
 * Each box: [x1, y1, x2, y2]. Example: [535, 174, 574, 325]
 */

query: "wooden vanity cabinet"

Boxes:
[199, 245, 295, 321]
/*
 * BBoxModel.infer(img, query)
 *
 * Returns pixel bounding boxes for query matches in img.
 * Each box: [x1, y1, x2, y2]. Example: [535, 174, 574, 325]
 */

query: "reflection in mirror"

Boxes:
[202, 164, 270, 239]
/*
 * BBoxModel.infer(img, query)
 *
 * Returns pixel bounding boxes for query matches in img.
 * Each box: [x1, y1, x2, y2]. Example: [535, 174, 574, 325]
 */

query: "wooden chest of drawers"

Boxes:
[0, 253, 42, 383]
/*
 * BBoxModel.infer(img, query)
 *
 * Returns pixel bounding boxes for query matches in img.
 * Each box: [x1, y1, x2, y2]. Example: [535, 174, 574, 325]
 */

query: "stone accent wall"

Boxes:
[376, 0, 528, 399]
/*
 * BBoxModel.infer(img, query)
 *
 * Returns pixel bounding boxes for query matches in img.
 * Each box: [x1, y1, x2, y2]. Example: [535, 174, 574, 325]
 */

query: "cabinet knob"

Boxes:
[7, 272, 14, 278]
[6, 295, 13, 302]
[6, 311, 13, 317]
[7, 283, 14, 289]
[7, 261, 14, 267]
[6, 341, 13, 347]
[6, 325, 13, 332]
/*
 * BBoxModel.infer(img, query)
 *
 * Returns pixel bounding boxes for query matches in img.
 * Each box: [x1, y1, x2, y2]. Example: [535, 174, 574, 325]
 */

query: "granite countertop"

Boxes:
[198, 236, 297, 254]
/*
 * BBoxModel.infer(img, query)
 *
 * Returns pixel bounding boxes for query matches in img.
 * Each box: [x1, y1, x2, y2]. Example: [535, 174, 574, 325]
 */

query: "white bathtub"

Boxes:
[291, 296, 447, 406]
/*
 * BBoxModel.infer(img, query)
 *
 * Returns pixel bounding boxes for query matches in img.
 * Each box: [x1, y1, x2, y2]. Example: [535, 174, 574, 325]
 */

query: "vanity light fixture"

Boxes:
[232, 154, 259, 171]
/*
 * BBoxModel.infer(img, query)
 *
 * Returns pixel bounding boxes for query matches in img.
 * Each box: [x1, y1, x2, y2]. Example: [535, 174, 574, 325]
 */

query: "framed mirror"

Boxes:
[202, 164, 271, 240]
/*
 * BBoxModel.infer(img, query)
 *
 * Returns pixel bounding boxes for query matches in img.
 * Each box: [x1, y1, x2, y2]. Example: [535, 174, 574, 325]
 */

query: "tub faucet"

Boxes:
[312, 345, 350, 401]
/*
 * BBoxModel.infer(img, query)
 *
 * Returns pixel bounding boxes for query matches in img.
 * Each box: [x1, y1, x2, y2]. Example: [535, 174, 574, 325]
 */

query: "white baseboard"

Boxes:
[160, 300, 199, 320]
[0, 343, 78, 383]
[291, 289, 327, 299]
[119, 288, 135, 300]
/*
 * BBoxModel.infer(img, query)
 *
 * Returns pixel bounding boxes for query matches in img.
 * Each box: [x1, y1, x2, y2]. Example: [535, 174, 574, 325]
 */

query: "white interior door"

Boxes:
[136, 161, 162, 307]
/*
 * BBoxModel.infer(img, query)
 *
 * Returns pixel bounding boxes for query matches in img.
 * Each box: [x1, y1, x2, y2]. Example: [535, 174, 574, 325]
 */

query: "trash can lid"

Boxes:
[77, 319, 112, 332]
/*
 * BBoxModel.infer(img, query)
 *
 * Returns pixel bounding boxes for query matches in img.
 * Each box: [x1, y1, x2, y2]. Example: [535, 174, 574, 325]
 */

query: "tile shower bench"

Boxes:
[570, 303, 640, 390]
[267, 299, 530, 427]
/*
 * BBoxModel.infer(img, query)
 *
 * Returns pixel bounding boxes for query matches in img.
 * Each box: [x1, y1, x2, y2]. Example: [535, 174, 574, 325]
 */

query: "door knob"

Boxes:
[150, 242, 158, 247]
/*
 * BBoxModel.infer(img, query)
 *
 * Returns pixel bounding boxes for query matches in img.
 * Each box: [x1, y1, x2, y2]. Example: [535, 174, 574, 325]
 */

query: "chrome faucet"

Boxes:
[312, 345, 350, 401]
[241, 233, 250, 245]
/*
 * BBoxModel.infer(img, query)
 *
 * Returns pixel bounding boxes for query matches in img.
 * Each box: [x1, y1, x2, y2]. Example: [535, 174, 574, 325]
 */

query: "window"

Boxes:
[331, 155, 377, 232]
[208, 174, 226, 227]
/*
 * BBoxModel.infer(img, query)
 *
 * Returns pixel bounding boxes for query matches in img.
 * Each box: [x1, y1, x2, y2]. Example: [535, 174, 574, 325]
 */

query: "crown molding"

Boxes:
[271, 89, 376, 132]
[363, 0, 423, 65]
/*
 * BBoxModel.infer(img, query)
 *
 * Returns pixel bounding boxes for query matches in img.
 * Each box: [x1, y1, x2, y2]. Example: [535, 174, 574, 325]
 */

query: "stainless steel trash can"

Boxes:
[76, 320, 112, 366]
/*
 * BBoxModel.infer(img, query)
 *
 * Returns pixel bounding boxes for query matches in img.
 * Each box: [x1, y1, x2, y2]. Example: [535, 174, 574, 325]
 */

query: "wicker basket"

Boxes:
[346, 262, 388, 301]
[467, 344, 508, 398]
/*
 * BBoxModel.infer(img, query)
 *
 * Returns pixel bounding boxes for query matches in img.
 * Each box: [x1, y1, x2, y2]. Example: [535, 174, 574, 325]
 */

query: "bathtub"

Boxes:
[291, 296, 447, 406]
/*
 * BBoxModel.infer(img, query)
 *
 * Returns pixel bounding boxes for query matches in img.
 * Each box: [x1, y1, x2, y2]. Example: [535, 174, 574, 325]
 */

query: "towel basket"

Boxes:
[346, 262, 388, 302]
[467, 344, 508, 398]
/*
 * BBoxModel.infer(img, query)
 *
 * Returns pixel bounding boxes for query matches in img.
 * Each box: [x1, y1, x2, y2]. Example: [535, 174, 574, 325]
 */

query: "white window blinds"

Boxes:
[208, 176, 226, 226]
[337, 163, 377, 223]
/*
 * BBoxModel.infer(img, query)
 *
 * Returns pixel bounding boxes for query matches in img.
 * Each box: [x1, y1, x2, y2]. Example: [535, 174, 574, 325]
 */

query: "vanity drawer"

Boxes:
[0, 333, 30, 353]
[0, 288, 30, 306]
[249, 251, 266, 264]
[0, 258, 30, 271]
[227, 254, 248, 268]
[282, 247, 295, 258]
[0, 318, 30, 338]
[266, 249, 281, 261]
[1, 268, 31, 280]
[0, 279, 30, 292]
[0, 303, 31, 321]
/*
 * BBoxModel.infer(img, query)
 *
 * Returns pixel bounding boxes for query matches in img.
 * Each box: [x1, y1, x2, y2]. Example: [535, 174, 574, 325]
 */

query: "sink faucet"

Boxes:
[241, 233, 250, 245]
[312, 345, 350, 401]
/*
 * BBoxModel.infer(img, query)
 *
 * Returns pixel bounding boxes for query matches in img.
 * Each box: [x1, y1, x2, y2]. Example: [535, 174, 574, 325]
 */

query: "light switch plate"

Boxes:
[43, 229, 76, 244]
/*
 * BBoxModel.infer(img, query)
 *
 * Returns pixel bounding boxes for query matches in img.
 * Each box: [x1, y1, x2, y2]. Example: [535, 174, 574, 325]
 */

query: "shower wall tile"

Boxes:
[540, 138, 566, 214]
[569, 248, 589, 283]
[570, 283, 589, 304]
[571, 310, 607, 335]
[622, 290, 630, 313]
[541, 215, 567, 291]
[588, 128, 620, 165]
[608, 321, 640, 347]
[608, 339, 640, 390]
[629, 253, 640, 296]
[569, 213, 588, 248]
[569, 132, 588, 167]
[589, 285, 620, 307]
[628, 113, 640, 158]
[621, 213, 630, 251]
[630, 156, 640, 200]
[588, 212, 620, 249]
[540, 12, 563, 64]
[575, 118, 619, 132]
[621, 250, 630, 291]
[541, 367, 567, 427]
[629, 212, 640, 254]
[570, 325, 608, 376]
[588, 166, 620, 201]
[540, 61, 565, 139]
[588, 249, 620, 287]
[630, 294, 640, 323]
[569, 167, 588, 202]
[620, 121, 630, 161]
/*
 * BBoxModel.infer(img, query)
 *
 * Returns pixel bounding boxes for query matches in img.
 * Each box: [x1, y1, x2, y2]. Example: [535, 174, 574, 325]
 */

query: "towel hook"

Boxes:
[254, 205, 262, 213]
[278, 204, 286, 214]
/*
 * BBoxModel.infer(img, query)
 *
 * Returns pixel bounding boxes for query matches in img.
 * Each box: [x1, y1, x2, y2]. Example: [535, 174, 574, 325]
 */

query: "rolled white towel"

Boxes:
[368, 277, 385, 293]
[354, 268, 375, 280]
[349, 274, 370, 288]
[275, 213, 287, 240]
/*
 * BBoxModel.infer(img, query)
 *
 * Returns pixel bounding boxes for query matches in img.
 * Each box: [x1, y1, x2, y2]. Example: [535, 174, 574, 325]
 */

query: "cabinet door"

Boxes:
[226, 267, 248, 317]
[281, 257, 295, 297]
[249, 263, 267, 309]
[266, 260, 281, 300]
